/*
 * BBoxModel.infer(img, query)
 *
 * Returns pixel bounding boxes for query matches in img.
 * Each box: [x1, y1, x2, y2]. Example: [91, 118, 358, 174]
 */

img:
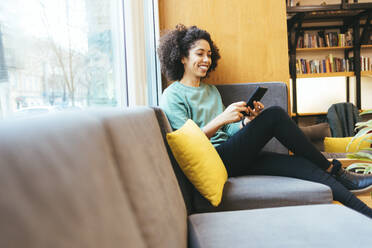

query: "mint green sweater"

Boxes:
[160, 81, 241, 146]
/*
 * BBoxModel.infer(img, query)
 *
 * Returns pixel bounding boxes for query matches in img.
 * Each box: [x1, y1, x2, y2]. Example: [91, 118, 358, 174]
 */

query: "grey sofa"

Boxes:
[0, 82, 372, 248]
[154, 82, 333, 214]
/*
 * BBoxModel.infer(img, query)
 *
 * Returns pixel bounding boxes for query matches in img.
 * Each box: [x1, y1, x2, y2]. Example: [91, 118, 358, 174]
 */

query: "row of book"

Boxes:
[296, 31, 353, 48]
[296, 55, 372, 74]
[296, 56, 353, 74]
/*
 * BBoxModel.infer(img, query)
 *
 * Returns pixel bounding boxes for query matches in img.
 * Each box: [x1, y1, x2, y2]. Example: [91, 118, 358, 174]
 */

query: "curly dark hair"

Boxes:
[157, 24, 221, 82]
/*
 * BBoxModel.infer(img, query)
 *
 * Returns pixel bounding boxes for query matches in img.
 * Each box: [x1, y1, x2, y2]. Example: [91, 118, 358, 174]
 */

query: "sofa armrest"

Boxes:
[215, 82, 288, 154]
[300, 122, 331, 152]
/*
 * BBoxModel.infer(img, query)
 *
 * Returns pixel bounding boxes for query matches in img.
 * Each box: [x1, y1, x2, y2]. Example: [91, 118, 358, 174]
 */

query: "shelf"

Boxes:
[296, 46, 352, 52]
[361, 71, 372, 76]
[295, 45, 372, 52]
[291, 112, 327, 117]
[287, 3, 372, 14]
[296, 72, 354, 78]
[287, 3, 372, 25]
[287, 4, 341, 13]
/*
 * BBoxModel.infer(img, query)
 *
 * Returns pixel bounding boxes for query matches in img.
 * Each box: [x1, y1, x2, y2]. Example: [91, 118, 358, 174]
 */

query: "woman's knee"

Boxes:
[260, 106, 288, 120]
[264, 105, 286, 113]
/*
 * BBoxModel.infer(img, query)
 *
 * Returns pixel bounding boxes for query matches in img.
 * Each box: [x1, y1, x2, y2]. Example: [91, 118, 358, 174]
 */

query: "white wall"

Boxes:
[293, 77, 349, 113]
[294, 76, 372, 113]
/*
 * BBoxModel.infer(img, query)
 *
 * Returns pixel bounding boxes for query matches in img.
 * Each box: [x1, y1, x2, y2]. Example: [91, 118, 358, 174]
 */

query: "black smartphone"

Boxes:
[242, 87, 268, 116]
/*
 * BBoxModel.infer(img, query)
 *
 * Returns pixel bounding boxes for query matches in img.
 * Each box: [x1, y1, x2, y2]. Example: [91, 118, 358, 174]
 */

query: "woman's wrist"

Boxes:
[241, 117, 250, 127]
[203, 115, 228, 139]
[241, 118, 246, 127]
[215, 114, 228, 127]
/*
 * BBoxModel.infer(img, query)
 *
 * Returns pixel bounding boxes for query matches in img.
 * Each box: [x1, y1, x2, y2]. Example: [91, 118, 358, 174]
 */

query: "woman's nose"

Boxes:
[203, 55, 210, 62]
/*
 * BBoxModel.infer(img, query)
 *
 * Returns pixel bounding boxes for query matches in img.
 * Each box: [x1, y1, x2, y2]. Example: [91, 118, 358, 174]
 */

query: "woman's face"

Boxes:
[181, 39, 212, 80]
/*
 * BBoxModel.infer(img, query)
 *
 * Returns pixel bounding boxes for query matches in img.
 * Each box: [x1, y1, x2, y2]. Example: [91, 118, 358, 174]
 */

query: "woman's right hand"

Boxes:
[202, 101, 247, 139]
[219, 101, 247, 124]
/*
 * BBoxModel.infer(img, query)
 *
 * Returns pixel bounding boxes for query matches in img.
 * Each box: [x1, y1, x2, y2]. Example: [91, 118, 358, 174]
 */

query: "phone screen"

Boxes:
[242, 87, 268, 116]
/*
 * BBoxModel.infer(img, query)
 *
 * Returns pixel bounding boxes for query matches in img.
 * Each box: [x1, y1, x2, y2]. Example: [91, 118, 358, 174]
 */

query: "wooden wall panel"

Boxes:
[158, 0, 290, 87]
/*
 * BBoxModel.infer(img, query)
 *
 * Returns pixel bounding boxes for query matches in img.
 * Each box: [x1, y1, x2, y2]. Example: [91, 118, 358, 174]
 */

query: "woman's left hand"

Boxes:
[246, 101, 264, 120]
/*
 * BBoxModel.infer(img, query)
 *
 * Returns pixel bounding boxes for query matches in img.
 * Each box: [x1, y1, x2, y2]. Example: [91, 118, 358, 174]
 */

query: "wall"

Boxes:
[158, 0, 289, 87]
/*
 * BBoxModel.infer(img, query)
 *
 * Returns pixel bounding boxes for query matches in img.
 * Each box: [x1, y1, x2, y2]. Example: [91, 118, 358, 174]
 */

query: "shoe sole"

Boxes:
[350, 184, 372, 195]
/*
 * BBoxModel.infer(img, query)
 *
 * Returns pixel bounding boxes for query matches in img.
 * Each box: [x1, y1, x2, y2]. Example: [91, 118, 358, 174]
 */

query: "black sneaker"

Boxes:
[330, 159, 372, 194]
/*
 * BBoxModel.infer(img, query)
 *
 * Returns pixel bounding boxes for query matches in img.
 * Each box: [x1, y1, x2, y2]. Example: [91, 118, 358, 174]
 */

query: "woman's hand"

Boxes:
[246, 101, 264, 120]
[220, 101, 248, 124]
[202, 101, 247, 139]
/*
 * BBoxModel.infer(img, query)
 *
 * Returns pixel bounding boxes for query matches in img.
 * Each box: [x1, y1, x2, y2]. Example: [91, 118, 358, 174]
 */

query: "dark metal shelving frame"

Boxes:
[287, 0, 372, 121]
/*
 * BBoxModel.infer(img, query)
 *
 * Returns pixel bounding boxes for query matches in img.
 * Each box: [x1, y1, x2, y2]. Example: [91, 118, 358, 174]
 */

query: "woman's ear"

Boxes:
[181, 57, 186, 65]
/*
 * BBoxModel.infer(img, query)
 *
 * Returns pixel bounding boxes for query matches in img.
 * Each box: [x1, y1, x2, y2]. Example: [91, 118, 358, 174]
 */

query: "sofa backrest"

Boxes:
[215, 82, 289, 154]
[153, 106, 196, 215]
[91, 107, 188, 248]
[0, 113, 146, 248]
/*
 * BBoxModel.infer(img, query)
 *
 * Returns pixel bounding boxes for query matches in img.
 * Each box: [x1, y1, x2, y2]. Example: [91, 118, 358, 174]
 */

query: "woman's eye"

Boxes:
[207, 54, 212, 58]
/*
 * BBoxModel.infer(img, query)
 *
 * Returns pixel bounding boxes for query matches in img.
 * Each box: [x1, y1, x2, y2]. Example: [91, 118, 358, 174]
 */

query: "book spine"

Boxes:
[326, 58, 330, 73]
[342, 59, 346, 72]
[325, 34, 330, 47]
[329, 54, 334, 72]
[322, 60, 326, 73]
[338, 34, 341, 46]
[296, 59, 300, 74]
[306, 60, 310, 74]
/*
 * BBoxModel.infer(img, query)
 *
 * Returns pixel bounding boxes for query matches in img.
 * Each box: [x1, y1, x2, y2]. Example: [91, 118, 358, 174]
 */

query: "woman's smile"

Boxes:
[198, 64, 210, 72]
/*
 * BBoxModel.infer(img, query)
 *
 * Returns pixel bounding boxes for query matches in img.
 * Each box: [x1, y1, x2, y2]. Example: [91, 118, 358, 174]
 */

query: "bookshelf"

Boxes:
[296, 46, 352, 52]
[296, 72, 354, 78]
[361, 71, 372, 76]
[287, 0, 372, 119]
[291, 112, 327, 117]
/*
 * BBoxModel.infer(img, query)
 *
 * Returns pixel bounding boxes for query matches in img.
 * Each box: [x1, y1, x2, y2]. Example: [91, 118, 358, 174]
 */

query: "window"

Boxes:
[0, 0, 127, 119]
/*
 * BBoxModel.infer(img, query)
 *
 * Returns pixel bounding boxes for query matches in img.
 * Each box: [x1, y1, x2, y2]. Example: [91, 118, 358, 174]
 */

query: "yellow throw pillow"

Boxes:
[324, 136, 370, 153]
[166, 119, 227, 207]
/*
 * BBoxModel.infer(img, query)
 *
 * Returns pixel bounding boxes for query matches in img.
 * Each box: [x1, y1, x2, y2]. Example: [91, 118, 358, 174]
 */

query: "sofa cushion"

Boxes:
[166, 119, 228, 207]
[324, 136, 371, 153]
[192, 175, 332, 213]
[189, 204, 372, 248]
[91, 107, 188, 248]
[0, 113, 146, 248]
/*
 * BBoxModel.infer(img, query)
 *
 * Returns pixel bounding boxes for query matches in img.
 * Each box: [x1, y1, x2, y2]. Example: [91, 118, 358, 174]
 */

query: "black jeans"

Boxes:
[216, 106, 372, 218]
